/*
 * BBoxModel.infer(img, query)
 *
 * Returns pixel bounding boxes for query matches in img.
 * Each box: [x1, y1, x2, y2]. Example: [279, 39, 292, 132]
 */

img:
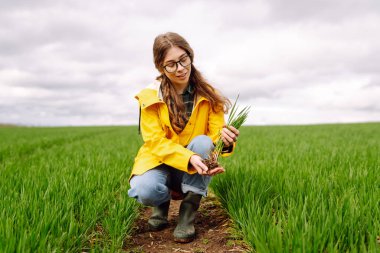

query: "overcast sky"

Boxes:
[1, 0, 379, 126]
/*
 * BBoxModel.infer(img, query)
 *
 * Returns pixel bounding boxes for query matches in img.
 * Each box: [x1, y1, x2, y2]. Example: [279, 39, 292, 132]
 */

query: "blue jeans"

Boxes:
[128, 135, 214, 207]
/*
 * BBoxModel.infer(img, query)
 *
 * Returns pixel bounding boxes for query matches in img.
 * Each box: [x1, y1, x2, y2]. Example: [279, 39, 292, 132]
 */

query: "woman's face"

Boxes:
[162, 46, 191, 88]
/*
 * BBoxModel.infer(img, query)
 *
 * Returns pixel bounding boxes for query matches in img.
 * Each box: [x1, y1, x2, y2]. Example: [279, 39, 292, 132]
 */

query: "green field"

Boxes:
[1, 123, 379, 252]
[0, 126, 141, 252]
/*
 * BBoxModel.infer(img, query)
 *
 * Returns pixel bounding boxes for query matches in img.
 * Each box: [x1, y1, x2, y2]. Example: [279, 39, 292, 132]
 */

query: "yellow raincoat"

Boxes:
[131, 80, 235, 178]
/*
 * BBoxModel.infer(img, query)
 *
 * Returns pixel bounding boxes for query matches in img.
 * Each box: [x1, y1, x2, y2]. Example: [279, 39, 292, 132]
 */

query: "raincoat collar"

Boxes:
[135, 80, 164, 109]
[136, 80, 208, 135]
[136, 80, 205, 109]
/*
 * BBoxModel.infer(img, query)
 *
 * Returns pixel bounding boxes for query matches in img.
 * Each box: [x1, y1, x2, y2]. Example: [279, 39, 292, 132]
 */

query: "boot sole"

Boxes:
[173, 235, 195, 243]
[148, 222, 168, 231]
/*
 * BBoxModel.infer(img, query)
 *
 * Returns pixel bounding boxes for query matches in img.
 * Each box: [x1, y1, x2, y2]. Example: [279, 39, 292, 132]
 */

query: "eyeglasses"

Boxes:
[163, 55, 191, 73]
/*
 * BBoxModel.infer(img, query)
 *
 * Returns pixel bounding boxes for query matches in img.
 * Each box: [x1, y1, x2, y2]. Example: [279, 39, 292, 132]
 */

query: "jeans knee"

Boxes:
[188, 135, 214, 159]
[129, 182, 169, 206]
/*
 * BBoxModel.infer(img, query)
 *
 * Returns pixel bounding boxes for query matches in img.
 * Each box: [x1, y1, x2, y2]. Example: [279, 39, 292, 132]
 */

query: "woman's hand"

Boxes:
[189, 155, 225, 176]
[189, 155, 209, 175]
[207, 166, 225, 176]
[221, 125, 239, 147]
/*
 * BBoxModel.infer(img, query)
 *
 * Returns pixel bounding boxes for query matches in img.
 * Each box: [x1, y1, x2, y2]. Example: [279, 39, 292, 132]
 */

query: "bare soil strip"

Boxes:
[124, 192, 250, 253]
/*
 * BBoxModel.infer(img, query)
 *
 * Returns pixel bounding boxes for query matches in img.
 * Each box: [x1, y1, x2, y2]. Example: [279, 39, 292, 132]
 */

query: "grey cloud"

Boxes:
[0, 0, 52, 11]
[1, 89, 138, 126]
[365, 76, 380, 88]
[211, 0, 380, 32]
[268, 0, 380, 23]
[0, 15, 112, 59]
[1, 0, 379, 126]
[355, 104, 380, 112]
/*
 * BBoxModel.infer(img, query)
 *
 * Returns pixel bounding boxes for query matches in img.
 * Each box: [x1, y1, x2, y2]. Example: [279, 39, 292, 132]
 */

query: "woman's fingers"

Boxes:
[190, 155, 227, 176]
[190, 155, 208, 175]
[221, 126, 239, 146]
[212, 168, 225, 175]
[194, 164, 207, 175]
[225, 127, 239, 139]
[221, 131, 233, 144]
[228, 126, 240, 137]
[222, 127, 236, 139]
[196, 160, 208, 172]
[222, 129, 235, 142]
[221, 136, 231, 146]
[207, 166, 225, 176]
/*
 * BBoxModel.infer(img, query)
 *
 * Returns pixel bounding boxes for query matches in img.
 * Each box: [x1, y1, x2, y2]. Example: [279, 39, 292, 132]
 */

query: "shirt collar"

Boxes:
[183, 82, 195, 95]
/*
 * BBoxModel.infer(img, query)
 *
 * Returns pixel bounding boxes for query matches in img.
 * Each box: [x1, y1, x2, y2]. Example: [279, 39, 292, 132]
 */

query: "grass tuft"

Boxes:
[204, 94, 250, 168]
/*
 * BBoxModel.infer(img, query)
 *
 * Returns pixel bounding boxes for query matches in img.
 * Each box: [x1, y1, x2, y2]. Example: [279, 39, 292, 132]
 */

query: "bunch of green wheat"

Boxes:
[204, 95, 250, 169]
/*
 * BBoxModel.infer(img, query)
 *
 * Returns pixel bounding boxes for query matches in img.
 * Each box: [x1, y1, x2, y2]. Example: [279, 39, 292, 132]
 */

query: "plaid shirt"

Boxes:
[181, 82, 195, 123]
[182, 84, 231, 152]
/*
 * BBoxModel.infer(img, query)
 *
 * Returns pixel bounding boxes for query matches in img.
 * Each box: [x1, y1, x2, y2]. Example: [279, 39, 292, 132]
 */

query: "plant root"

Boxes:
[203, 153, 220, 170]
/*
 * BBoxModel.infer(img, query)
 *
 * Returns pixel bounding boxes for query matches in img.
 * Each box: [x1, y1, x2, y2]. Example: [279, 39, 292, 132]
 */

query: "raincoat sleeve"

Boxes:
[140, 103, 197, 173]
[207, 106, 235, 157]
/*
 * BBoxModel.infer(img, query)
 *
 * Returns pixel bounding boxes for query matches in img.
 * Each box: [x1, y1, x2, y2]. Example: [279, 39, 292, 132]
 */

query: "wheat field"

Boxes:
[1, 123, 379, 252]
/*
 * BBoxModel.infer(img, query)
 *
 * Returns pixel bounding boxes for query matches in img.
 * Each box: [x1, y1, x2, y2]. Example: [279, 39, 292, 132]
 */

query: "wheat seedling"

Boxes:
[204, 95, 250, 169]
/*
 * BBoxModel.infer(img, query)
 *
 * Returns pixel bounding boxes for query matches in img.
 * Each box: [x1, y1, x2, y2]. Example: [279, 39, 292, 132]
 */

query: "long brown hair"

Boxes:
[153, 32, 230, 133]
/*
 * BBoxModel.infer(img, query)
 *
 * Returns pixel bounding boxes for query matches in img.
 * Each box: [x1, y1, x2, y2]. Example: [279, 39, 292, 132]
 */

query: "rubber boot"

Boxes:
[173, 192, 202, 243]
[148, 200, 170, 231]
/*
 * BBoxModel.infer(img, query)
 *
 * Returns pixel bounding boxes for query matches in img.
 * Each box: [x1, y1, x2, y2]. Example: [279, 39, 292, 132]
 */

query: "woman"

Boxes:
[128, 32, 239, 243]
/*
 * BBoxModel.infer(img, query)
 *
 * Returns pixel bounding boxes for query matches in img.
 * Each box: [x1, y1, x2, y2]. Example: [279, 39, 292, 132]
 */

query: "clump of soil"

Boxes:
[124, 192, 250, 253]
[203, 153, 219, 170]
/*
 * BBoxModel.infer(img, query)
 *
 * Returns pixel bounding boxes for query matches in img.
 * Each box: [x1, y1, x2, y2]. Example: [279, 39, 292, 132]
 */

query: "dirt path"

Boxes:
[124, 192, 250, 253]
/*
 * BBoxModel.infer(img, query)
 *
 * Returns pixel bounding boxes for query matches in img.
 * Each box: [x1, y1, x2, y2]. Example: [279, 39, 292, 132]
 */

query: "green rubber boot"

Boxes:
[148, 200, 170, 231]
[173, 192, 202, 243]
